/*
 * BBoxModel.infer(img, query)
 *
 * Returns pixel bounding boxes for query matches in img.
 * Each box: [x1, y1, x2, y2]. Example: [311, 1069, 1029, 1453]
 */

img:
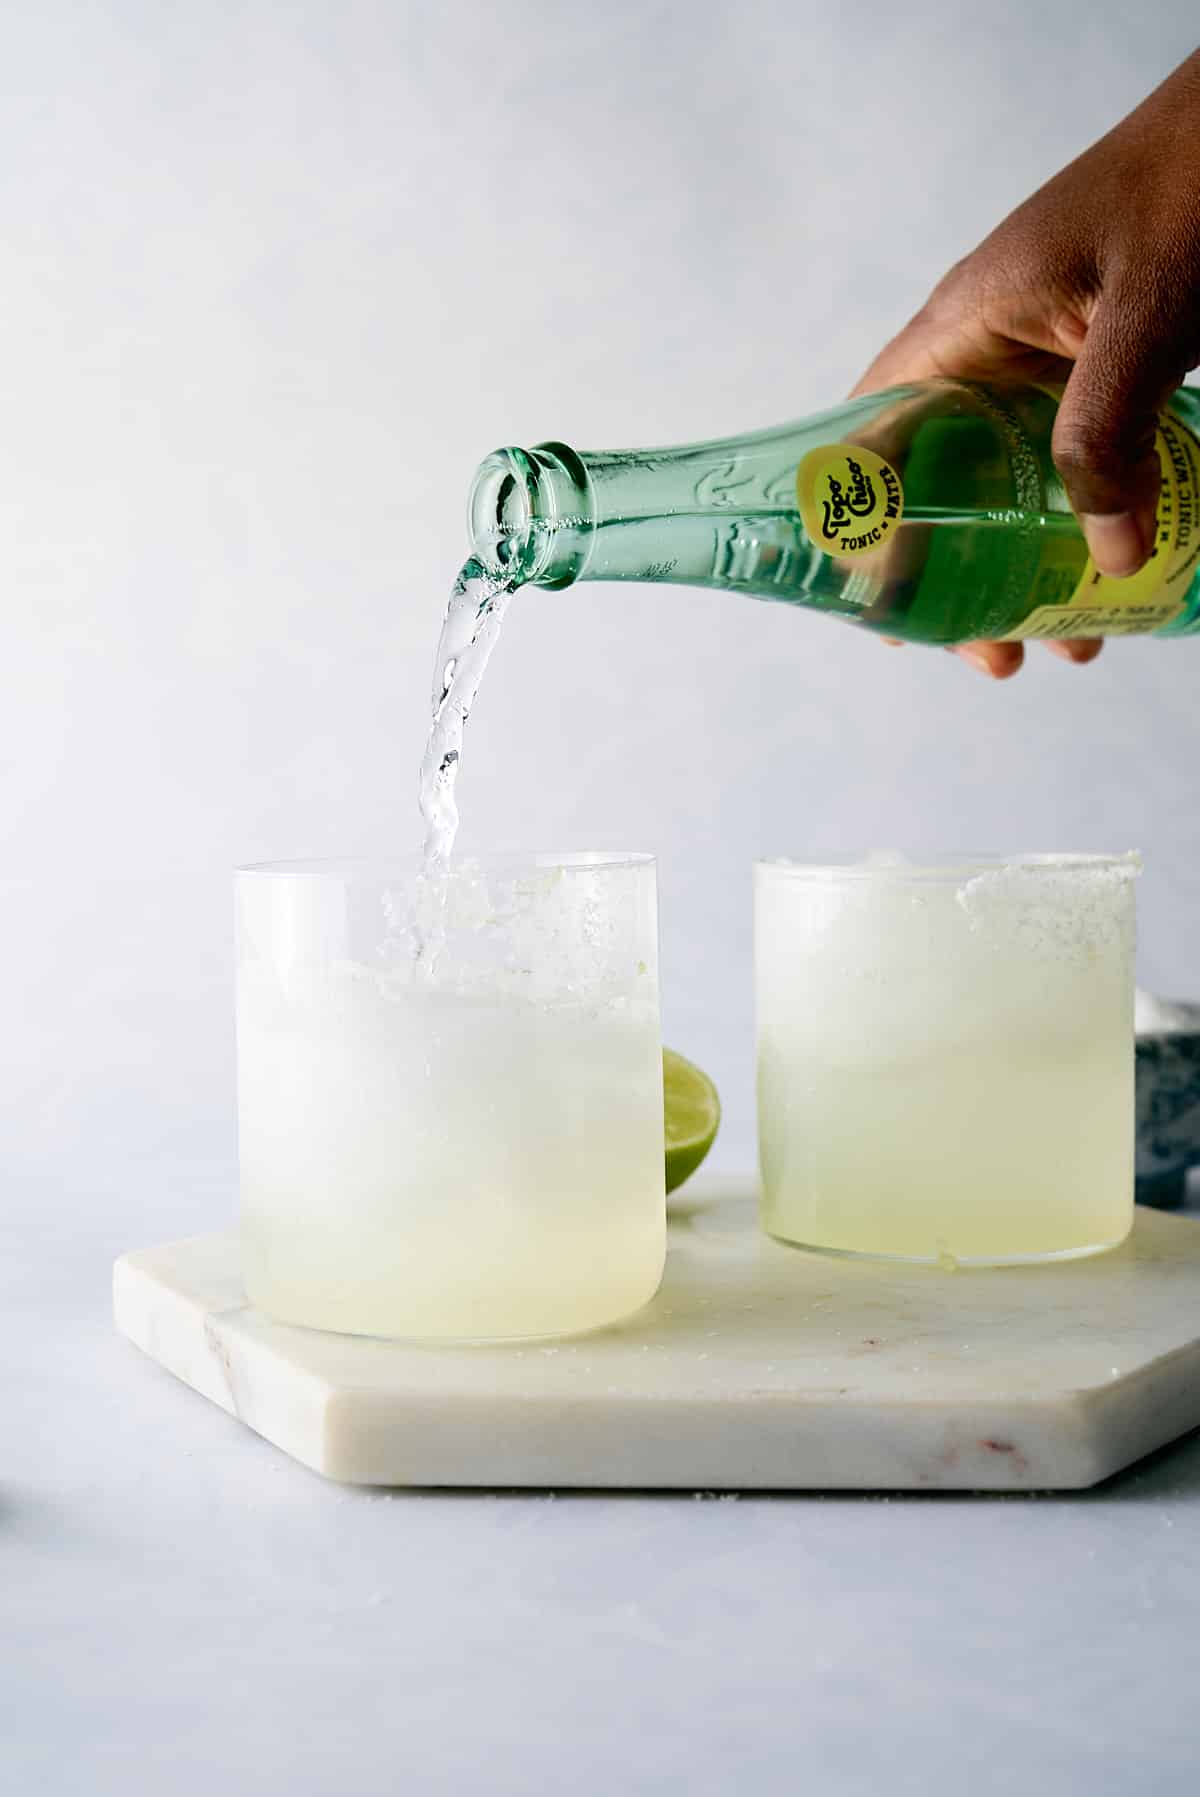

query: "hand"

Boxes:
[855, 50, 1200, 677]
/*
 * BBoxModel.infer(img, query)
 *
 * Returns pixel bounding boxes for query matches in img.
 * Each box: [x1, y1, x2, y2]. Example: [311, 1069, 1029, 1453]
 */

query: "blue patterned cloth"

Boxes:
[1137, 1005, 1200, 1209]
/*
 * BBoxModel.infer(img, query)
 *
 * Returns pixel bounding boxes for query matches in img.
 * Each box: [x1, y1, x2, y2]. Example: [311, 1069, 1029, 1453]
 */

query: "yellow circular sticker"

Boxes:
[797, 443, 904, 559]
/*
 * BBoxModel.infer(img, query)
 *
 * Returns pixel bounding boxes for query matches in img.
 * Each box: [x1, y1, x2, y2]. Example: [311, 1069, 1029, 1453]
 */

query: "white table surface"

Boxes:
[6, 877, 1200, 1795]
[9, 1152, 1200, 1795]
[116, 1197, 1200, 1493]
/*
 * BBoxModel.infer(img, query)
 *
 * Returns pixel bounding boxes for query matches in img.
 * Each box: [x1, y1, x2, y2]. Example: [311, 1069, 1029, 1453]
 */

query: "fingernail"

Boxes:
[1046, 638, 1103, 664]
[1081, 512, 1146, 578]
[958, 647, 994, 675]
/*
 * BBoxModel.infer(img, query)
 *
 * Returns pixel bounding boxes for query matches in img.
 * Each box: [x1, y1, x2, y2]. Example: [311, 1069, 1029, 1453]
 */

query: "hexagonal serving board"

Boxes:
[113, 1181, 1200, 1490]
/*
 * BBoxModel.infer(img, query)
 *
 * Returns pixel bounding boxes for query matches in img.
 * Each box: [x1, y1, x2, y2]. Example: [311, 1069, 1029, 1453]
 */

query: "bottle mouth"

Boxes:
[467, 442, 593, 587]
[468, 447, 537, 574]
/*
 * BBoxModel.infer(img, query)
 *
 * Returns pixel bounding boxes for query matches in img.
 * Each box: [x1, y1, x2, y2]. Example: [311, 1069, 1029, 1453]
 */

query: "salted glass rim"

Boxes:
[236, 851, 656, 879]
[756, 851, 1141, 885]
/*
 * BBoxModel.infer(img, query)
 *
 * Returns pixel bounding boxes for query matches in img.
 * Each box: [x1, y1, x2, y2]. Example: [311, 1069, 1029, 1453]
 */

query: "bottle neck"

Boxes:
[468, 420, 841, 591]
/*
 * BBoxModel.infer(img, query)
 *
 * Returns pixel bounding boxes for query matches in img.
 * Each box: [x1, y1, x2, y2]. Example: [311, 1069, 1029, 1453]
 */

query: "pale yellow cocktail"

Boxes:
[756, 855, 1139, 1265]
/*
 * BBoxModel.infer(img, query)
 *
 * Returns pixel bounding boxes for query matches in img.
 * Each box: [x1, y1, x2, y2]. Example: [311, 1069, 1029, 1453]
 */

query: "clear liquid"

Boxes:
[419, 557, 517, 867]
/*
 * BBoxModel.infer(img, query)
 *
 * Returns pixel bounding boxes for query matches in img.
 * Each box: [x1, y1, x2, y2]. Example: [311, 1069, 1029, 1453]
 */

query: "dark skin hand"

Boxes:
[854, 47, 1200, 677]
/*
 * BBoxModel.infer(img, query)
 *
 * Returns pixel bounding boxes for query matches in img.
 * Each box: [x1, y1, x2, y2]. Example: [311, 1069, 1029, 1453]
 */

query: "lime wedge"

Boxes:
[663, 1048, 721, 1194]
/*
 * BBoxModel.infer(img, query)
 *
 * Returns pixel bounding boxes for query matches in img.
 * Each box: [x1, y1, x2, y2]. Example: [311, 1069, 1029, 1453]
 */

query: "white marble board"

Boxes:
[113, 1180, 1200, 1491]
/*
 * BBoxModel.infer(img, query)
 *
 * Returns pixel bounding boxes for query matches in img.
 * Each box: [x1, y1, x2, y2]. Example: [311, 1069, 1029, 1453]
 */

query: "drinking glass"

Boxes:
[237, 854, 665, 1338]
[755, 854, 1139, 1265]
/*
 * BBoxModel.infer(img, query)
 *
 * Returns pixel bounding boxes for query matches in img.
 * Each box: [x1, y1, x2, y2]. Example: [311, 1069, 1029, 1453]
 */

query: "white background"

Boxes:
[4, 0, 1200, 1174]
[6, 7, 1200, 1792]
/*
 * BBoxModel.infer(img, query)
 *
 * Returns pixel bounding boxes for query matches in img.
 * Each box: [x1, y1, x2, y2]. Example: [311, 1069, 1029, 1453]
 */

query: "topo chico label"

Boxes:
[1004, 409, 1200, 639]
[796, 443, 904, 560]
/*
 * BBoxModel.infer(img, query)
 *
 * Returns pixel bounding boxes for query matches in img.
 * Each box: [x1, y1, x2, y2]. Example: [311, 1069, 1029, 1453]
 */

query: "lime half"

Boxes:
[663, 1048, 721, 1194]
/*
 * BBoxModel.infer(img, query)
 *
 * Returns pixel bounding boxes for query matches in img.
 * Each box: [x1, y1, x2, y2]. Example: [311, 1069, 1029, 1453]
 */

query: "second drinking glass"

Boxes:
[756, 854, 1139, 1265]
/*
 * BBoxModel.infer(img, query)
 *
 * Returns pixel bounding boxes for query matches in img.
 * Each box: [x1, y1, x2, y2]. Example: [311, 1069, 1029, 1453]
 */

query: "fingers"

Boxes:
[945, 638, 1103, 676]
[954, 642, 1025, 678]
[1052, 292, 1183, 575]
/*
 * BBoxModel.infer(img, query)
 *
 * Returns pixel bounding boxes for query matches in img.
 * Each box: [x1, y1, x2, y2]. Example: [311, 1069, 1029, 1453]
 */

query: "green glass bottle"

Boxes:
[467, 380, 1200, 643]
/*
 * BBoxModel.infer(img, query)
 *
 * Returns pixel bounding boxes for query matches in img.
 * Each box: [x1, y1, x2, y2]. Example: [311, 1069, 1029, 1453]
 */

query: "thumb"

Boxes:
[1052, 299, 1175, 578]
